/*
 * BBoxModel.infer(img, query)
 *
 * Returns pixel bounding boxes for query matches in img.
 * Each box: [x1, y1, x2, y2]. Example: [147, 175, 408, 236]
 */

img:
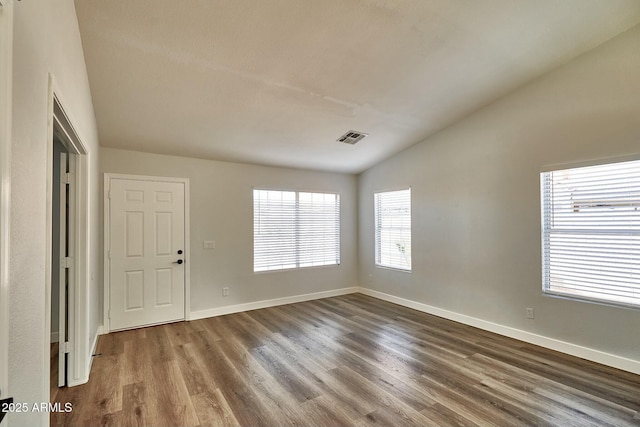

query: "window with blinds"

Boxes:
[375, 188, 411, 271]
[541, 159, 640, 308]
[253, 189, 340, 272]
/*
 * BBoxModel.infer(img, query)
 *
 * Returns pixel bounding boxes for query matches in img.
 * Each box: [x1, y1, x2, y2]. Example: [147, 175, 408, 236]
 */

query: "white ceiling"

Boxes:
[75, 0, 640, 174]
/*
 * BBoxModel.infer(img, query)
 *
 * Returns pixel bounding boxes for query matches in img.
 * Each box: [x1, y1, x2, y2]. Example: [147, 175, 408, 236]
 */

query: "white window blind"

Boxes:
[253, 189, 340, 272]
[541, 159, 640, 308]
[375, 188, 411, 271]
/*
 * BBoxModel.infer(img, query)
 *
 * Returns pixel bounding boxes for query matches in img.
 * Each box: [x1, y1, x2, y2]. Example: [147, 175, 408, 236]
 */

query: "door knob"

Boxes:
[173, 259, 183, 265]
[177, 250, 183, 254]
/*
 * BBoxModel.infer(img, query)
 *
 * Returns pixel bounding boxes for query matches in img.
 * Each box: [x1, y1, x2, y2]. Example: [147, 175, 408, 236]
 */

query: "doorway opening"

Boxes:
[46, 86, 90, 400]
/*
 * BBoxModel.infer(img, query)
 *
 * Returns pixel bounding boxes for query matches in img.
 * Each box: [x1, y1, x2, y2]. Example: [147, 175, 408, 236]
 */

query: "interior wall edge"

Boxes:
[76, 325, 103, 388]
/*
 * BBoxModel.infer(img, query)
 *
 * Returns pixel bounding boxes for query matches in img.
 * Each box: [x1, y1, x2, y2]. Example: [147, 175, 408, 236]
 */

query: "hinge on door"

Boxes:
[63, 172, 72, 185]
[61, 342, 72, 354]
[108, 310, 111, 319]
[61, 257, 73, 268]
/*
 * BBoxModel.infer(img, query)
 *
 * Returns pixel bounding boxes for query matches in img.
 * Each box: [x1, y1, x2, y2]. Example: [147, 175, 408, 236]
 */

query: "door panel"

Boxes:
[124, 270, 144, 310]
[109, 178, 185, 331]
[155, 268, 173, 306]
[125, 211, 144, 257]
[155, 212, 172, 255]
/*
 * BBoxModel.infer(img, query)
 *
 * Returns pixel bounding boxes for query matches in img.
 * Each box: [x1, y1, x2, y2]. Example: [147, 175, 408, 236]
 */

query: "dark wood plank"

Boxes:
[122, 382, 147, 427]
[191, 388, 240, 427]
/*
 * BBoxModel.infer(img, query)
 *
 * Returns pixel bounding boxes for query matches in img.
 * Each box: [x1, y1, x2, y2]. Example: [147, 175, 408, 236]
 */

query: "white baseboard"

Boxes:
[88, 325, 102, 370]
[358, 287, 640, 375]
[190, 286, 359, 320]
[50, 331, 59, 343]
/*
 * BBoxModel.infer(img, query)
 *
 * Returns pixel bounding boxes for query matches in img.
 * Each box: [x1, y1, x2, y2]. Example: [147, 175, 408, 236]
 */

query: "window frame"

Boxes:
[374, 187, 412, 272]
[540, 157, 640, 310]
[253, 188, 341, 273]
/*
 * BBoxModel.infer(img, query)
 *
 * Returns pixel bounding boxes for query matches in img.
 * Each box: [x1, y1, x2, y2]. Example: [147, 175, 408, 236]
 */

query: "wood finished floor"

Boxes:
[51, 294, 640, 426]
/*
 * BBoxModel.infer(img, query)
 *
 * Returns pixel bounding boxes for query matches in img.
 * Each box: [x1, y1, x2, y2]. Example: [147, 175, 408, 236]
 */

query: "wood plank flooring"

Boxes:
[51, 294, 640, 426]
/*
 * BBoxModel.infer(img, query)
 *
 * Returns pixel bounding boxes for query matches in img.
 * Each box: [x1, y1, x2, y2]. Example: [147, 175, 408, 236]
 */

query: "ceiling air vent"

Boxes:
[337, 130, 368, 145]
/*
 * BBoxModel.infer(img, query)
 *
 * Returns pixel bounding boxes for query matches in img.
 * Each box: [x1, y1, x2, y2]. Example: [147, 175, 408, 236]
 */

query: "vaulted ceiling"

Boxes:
[75, 0, 640, 173]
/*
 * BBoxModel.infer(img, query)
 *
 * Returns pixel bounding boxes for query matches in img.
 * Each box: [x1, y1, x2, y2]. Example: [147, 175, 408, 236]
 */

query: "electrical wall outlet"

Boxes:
[526, 307, 535, 319]
[222, 287, 229, 297]
[203, 240, 215, 249]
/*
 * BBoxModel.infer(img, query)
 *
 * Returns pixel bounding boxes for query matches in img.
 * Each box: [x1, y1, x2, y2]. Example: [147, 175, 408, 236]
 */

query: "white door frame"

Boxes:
[103, 173, 191, 333]
[45, 75, 91, 388]
[0, 0, 13, 410]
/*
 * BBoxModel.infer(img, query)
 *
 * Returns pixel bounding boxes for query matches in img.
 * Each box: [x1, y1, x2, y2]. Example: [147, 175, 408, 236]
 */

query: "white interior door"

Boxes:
[108, 178, 185, 331]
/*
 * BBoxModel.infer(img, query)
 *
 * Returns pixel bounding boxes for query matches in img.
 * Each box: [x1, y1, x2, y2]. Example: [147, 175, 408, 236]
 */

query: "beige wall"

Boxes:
[100, 148, 358, 315]
[358, 25, 640, 364]
[10, 1, 101, 425]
